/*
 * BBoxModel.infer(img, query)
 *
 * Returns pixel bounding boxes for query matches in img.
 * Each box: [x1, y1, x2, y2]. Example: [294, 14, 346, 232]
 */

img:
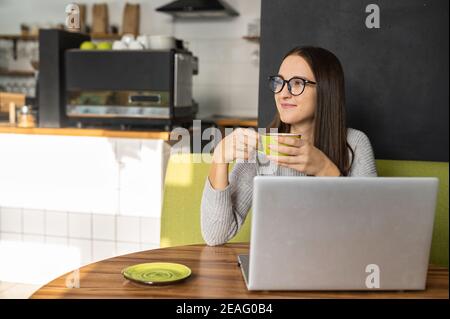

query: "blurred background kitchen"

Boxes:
[0, 0, 261, 298]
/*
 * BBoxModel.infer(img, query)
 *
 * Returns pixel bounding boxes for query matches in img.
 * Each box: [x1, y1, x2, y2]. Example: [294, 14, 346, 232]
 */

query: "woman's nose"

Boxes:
[279, 83, 292, 98]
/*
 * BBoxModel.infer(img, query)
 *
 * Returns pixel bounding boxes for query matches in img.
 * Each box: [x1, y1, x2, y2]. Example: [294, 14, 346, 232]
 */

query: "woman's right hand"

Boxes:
[212, 128, 259, 164]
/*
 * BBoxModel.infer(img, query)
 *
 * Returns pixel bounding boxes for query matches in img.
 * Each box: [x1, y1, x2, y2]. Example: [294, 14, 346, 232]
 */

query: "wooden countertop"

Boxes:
[214, 118, 258, 127]
[203, 115, 258, 128]
[0, 116, 259, 139]
[31, 243, 449, 299]
[0, 124, 170, 140]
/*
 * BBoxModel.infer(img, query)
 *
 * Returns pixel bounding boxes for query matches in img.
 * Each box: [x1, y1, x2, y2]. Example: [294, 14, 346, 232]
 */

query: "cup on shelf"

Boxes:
[128, 40, 144, 50]
[147, 35, 176, 50]
[136, 35, 149, 49]
[121, 34, 135, 46]
[112, 40, 127, 50]
[16, 105, 37, 128]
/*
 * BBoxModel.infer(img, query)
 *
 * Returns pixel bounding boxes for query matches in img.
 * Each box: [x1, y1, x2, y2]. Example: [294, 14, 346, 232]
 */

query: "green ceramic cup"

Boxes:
[259, 133, 302, 156]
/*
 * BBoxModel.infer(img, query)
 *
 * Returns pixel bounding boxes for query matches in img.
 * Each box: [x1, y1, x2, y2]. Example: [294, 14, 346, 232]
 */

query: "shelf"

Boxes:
[0, 69, 35, 77]
[0, 34, 38, 41]
[0, 33, 121, 41]
[0, 33, 121, 60]
[242, 36, 260, 43]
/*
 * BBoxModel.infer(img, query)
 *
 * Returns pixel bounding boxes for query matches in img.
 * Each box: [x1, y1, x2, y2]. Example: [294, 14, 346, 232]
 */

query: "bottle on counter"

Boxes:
[17, 105, 37, 128]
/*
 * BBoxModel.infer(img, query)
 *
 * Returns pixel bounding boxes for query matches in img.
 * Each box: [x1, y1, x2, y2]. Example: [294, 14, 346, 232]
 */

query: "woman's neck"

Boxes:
[290, 120, 314, 141]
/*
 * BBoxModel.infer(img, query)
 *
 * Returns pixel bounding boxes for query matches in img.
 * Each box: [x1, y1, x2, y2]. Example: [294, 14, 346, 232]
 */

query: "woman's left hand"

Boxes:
[266, 136, 341, 176]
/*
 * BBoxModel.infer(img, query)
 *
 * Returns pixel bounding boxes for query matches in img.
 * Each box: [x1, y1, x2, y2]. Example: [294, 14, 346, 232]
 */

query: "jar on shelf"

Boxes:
[16, 105, 37, 128]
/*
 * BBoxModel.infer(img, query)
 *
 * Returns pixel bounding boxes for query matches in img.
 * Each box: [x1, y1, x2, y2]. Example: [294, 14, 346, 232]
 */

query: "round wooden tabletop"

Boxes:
[31, 243, 449, 299]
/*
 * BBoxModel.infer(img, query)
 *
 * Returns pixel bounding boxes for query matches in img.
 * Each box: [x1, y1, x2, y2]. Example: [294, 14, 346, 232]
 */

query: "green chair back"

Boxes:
[160, 154, 251, 248]
[376, 160, 448, 266]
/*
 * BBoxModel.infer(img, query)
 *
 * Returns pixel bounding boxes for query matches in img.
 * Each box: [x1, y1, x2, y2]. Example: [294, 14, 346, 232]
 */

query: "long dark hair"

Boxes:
[269, 46, 354, 176]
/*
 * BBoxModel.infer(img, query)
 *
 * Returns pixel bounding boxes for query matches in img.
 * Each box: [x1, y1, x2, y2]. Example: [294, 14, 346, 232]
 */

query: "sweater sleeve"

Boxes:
[348, 129, 378, 177]
[200, 162, 256, 246]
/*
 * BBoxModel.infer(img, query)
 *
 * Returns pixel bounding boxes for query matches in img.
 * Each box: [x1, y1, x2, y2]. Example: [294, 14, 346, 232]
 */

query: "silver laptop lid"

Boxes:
[248, 177, 438, 291]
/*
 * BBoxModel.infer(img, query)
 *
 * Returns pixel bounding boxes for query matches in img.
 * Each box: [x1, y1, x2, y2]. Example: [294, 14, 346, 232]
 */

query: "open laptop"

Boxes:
[238, 176, 439, 291]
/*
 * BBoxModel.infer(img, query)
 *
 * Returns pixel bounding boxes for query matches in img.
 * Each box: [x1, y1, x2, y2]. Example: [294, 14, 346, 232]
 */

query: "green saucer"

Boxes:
[122, 262, 192, 285]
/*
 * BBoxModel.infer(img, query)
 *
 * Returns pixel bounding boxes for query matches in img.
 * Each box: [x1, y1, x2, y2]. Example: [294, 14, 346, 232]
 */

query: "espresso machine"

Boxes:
[38, 29, 198, 130]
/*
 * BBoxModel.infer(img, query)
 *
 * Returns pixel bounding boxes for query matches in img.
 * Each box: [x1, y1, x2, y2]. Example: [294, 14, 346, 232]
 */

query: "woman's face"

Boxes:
[275, 55, 317, 126]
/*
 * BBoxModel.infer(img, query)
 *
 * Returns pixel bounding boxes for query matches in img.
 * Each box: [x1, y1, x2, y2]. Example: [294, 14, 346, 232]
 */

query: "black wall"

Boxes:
[258, 0, 449, 162]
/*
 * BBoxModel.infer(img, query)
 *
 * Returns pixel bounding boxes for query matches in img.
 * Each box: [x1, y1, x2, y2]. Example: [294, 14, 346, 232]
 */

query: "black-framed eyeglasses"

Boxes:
[268, 75, 316, 96]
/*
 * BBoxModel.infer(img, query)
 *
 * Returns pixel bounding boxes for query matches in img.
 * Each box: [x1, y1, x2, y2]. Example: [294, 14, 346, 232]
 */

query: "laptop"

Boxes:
[238, 176, 439, 291]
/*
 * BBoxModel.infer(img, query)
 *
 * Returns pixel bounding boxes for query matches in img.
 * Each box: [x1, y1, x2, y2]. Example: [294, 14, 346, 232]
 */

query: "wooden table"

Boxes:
[31, 243, 449, 299]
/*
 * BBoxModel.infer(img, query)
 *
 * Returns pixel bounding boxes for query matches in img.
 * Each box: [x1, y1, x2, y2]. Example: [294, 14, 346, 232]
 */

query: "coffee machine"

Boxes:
[38, 29, 198, 130]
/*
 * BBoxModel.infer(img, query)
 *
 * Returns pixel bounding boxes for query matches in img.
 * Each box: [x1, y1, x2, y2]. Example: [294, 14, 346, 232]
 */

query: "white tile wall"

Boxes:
[45, 236, 68, 246]
[23, 209, 45, 235]
[68, 238, 92, 266]
[193, 84, 232, 117]
[194, 61, 232, 86]
[0, 207, 22, 233]
[230, 61, 260, 85]
[1, 207, 161, 291]
[45, 211, 68, 237]
[1, 210, 162, 248]
[229, 84, 260, 116]
[174, 0, 262, 118]
[68, 213, 92, 239]
[23, 234, 45, 243]
[0, 232, 22, 241]
[140, 217, 161, 244]
[116, 242, 141, 256]
[92, 214, 116, 241]
[92, 240, 116, 262]
[116, 216, 140, 243]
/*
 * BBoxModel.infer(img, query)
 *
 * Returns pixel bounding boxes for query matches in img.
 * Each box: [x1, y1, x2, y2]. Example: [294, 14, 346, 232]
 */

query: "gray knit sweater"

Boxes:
[200, 128, 377, 246]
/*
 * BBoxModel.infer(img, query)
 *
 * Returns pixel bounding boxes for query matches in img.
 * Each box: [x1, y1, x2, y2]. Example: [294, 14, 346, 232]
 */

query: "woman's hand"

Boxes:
[266, 136, 341, 176]
[213, 128, 259, 164]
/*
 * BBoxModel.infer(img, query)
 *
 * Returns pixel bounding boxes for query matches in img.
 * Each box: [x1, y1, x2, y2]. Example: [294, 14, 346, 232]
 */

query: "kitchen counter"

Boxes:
[0, 124, 170, 140]
[0, 123, 171, 284]
[0, 124, 171, 217]
[201, 115, 258, 128]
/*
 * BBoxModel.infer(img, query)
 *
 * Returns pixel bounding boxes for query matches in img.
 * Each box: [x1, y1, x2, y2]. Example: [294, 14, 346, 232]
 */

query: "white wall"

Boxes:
[0, 0, 261, 118]
[0, 134, 169, 218]
[0, 134, 168, 283]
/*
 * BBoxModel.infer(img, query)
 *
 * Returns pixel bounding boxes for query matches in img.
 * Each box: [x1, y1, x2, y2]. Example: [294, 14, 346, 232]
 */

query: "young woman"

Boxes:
[201, 46, 377, 246]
